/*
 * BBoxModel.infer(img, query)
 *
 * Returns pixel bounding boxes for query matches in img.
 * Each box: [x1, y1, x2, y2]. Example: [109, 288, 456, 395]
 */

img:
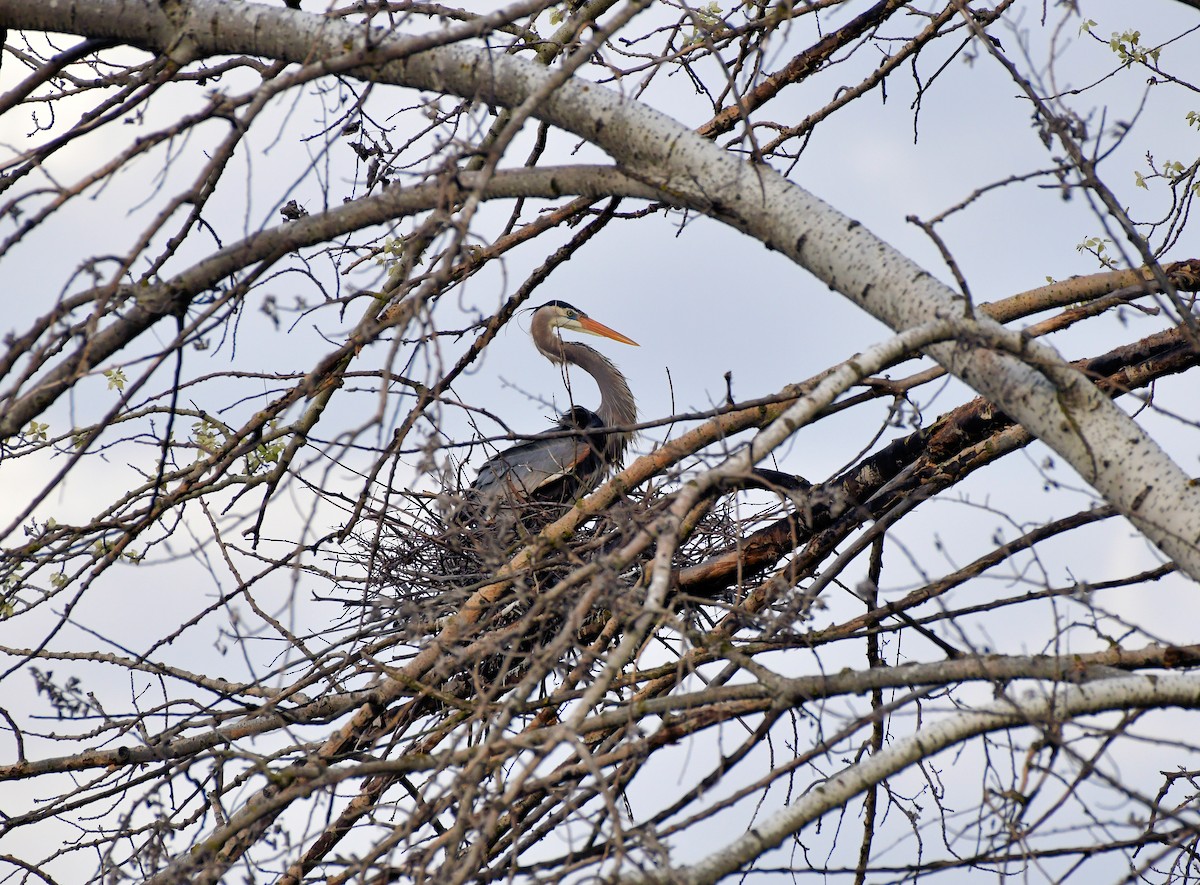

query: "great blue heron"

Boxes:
[467, 301, 638, 513]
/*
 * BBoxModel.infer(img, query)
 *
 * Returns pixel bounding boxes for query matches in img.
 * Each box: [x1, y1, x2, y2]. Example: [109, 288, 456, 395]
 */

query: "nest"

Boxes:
[328, 488, 636, 688]
[325, 465, 807, 701]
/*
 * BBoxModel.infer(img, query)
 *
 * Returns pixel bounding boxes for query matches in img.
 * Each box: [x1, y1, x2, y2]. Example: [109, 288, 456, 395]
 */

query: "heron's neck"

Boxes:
[556, 341, 637, 432]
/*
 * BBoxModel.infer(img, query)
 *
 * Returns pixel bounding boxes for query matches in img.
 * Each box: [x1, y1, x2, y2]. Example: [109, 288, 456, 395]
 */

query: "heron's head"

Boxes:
[530, 301, 639, 347]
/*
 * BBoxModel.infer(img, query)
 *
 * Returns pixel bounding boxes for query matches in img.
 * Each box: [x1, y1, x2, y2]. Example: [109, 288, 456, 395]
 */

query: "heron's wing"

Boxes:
[471, 434, 595, 501]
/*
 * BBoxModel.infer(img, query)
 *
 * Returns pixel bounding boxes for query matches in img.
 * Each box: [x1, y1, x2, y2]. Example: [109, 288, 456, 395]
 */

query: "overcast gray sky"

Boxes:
[2, 1, 1199, 877]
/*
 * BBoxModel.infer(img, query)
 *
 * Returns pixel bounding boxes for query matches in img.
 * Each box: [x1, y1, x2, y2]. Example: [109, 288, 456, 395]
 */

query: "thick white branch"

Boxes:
[3, 0, 1198, 575]
[624, 672, 1200, 885]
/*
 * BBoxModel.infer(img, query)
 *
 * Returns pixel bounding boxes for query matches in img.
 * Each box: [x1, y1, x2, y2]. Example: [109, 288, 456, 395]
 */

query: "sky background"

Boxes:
[1, 0, 1199, 879]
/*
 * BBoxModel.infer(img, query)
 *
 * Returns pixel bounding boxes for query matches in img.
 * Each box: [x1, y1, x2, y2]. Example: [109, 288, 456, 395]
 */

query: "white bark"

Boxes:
[581, 317, 1027, 726]
[3, 0, 1198, 576]
[622, 671, 1200, 885]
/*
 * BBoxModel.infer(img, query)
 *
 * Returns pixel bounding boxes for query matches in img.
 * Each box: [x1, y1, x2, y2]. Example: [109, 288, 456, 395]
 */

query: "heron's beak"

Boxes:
[578, 315, 639, 347]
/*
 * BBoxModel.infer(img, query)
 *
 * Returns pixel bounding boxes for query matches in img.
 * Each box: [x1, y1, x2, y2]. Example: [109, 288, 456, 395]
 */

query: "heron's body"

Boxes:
[471, 406, 606, 504]
[468, 302, 638, 514]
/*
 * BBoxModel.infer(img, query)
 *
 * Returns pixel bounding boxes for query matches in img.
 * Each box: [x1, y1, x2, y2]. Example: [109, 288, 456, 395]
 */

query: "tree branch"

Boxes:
[3, 0, 1197, 578]
[630, 671, 1200, 885]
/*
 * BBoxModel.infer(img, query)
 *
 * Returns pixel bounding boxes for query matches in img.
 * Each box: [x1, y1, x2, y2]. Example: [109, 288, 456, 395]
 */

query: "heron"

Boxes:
[467, 301, 638, 514]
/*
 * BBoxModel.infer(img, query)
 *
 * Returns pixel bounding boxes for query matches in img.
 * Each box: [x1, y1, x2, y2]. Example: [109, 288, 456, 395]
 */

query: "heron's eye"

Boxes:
[566, 310, 578, 319]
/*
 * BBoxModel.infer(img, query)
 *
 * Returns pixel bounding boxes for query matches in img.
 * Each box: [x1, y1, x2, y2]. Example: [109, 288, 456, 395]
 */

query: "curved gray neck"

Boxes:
[530, 311, 636, 463]
[557, 341, 637, 433]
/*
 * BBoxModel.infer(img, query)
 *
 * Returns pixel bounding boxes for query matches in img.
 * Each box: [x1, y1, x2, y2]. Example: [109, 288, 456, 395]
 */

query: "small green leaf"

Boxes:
[1108, 29, 1160, 67]
[1076, 236, 1117, 269]
[192, 418, 222, 455]
[104, 367, 127, 391]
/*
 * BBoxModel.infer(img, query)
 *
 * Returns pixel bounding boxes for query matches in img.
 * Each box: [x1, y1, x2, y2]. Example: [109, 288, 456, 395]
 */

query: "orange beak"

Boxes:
[579, 315, 639, 347]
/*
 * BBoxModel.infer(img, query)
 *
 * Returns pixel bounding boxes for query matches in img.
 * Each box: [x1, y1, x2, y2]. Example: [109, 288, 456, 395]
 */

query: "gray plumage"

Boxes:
[467, 301, 638, 513]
